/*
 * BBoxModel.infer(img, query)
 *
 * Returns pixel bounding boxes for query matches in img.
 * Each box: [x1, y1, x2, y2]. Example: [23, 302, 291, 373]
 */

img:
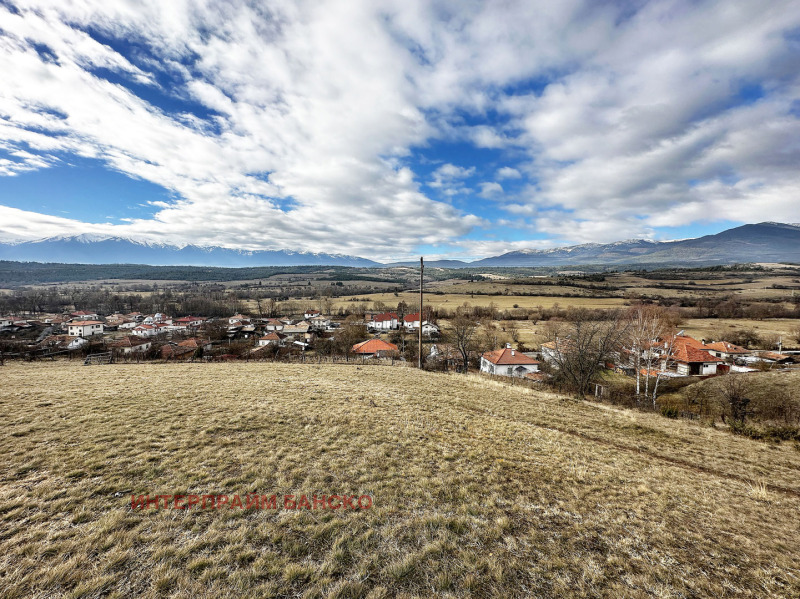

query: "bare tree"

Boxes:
[335, 316, 368, 362]
[544, 309, 630, 397]
[626, 305, 676, 407]
[450, 313, 479, 373]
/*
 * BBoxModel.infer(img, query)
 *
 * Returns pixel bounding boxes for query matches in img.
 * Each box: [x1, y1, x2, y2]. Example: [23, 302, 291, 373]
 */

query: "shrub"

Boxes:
[660, 405, 679, 419]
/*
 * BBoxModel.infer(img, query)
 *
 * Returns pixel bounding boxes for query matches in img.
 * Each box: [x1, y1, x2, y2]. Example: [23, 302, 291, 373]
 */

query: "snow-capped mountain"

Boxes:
[0, 235, 379, 267]
[469, 223, 800, 267]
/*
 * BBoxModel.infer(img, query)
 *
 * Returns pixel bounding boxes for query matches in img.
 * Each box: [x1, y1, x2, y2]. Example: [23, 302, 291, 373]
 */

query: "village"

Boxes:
[2, 304, 796, 384]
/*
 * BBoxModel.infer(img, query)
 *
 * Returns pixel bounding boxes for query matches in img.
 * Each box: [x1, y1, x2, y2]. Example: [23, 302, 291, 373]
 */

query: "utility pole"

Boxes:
[418, 256, 424, 369]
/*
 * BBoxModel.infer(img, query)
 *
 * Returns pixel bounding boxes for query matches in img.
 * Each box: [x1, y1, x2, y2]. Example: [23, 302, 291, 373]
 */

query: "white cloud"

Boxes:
[496, 167, 521, 180]
[0, 0, 799, 257]
[478, 182, 503, 198]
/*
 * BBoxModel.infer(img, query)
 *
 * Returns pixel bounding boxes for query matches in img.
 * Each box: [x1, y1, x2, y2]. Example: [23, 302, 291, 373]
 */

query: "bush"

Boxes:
[660, 405, 679, 419]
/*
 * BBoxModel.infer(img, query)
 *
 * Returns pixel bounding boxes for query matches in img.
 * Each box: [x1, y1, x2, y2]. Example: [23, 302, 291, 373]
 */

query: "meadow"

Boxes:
[1, 361, 799, 598]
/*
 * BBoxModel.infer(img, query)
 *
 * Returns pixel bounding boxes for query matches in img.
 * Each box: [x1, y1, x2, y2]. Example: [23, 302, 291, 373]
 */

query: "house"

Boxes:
[132, 324, 159, 338]
[178, 337, 213, 352]
[702, 341, 751, 360]
[371, 312, 398, 331]
[264, 318, 285, 331]
[481, 346, 540, 378]
[0, 317, 12, 328]
[38, 334, 73, 350]
[308, 315, 332, 331]
[540, 339, 571, 365]
[110, 336, 152, 355]
[661, 341, 723, 376]
[428, 343, 464, 369]
[283, 321, 311, 337]
[757, 351, 793, 364]
[171, 316, 205, 331]
[304, 309, 321, 319]
[402, 313, 439, 335]
[351, 338, 399, 357]
[67, 320, 104, 337]
[161, 343, 196, 360]
[421, 322, 440, 336]
[258, 332, 286, 346]
[71, 310, 99, 320]
[229, 314, 249, 325]
[403, 313, 421, 330]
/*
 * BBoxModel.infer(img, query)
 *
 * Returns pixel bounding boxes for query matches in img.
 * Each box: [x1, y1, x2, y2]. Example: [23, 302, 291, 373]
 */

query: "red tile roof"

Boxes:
[373, 312, 398, 322]
[482, 347, 539, 365]
[670, 342, 722, 364]
[259, 332, 285, 341]
[404, 313, 420, 323]
[703, 341, 749, 354]
[760, 352, 791, 361]
[351, 339, 398, 354]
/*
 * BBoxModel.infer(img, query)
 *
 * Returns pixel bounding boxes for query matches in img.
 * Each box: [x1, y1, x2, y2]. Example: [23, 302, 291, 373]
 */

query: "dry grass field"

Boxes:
[2, 362, 800, 598]
[332, 291, 630, 312]
[677, 318, 799, 345]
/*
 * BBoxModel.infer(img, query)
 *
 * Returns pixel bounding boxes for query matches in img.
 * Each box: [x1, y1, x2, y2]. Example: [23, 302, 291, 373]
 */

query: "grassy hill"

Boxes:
[1, 362, 799, 597]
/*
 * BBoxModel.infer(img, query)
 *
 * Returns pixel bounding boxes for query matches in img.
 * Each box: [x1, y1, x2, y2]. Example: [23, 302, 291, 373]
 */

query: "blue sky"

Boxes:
[0, 0, 799, 262]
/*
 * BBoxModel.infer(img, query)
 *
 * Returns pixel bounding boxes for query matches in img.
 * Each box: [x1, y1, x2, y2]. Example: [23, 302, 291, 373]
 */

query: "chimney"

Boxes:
[511, 350, 515, 356]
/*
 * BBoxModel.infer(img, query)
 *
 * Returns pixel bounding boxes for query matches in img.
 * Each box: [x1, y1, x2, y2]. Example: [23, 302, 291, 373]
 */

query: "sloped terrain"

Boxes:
[1, 361, 799, 598]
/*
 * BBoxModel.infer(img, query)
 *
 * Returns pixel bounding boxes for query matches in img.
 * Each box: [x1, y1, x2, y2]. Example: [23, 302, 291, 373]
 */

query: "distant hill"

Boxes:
[0, 235, 379, 267]
[469, 222, 800, 267]
[384, 259, 469, 268]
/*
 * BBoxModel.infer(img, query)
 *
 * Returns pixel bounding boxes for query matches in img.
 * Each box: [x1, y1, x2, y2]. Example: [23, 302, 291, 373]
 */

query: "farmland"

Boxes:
[2, 361, 799, 598]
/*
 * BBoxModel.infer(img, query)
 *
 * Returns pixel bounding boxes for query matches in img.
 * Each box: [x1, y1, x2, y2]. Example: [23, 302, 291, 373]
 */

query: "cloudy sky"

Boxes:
[1, 0, 799, 261]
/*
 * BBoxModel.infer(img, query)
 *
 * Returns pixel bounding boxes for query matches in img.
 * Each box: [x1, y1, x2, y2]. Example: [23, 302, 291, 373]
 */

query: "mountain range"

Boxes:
[0, 222, 799, 268]
[0, 234, 379, 267]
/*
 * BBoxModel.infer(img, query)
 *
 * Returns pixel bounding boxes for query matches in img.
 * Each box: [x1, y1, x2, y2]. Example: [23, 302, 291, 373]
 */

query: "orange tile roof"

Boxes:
[482, 347, 539, 365]
[70, 320, 104, 326]
[259, 332, 285, 341]
[670, 342, 722, 364]
[703, 341, 749, 354]
[351, 338, 398, 354]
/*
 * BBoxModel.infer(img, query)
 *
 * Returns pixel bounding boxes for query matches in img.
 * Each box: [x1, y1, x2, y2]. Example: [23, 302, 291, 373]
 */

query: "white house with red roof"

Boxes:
[67, 320, 104, 337]
[304, 309, 321, 319]
[661, 339, 723, 376]
[258, 332, 286, 346]
[132, 324, 161, 338]
[481, 345, 540, 378]
[371, 312, 399, 331]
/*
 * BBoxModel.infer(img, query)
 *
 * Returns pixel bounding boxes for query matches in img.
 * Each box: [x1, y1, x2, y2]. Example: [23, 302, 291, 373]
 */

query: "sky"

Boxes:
[0, 0, 799, 262]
